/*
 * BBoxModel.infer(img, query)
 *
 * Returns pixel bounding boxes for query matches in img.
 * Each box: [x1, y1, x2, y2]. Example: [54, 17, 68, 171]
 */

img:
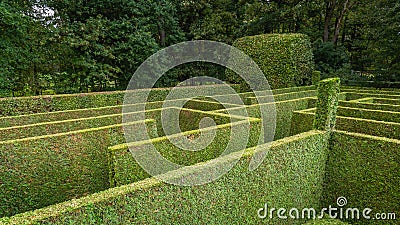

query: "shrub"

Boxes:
[290, 109, 400, 140]
[323, 131, 399, 225]
[0, 131, 329, 224]
[313, 78, 340, 131]
[337, 106, 400, 123]
[0, 120, 155, 218]
[109, 118, 262, 187]
[0, 85, 243, 117]
[339, 100, 400, 112]
[246, 90, 317, 104]
[215, 97, 312, 140]
[226, 33, 315, 89]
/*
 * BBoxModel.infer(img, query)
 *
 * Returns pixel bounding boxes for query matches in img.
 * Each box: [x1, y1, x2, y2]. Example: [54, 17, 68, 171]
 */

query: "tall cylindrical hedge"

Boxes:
[226, 33, 315, 89]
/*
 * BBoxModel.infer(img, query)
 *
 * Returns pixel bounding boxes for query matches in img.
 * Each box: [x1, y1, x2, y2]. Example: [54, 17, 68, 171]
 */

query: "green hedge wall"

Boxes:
[271, 85, 316, 95]
[0, 130, 329, 225]
[372, 98, 400, 105]
[339, 100, 400, 112]
[0, 120, 155, 218]
[0, 112, 144, 142]
[0, 107, 231, 142]
[337, 106, 400, 123]
[303, 218, 350, 225]
[335, 116, 400, 140]
[0, 98, 231, 129]
[322, 131, 399, 225]
[246, 90, 317, 105]
[345, 92, 400, 101]
[290, 109, 400, 140]
[215, 97, 312, 140]
[0, 85, 242, 117]
[313, 78, 340, 131]
[290, 109, 315, 136]
[109, 119, 262, 187]
[341, 86, 400, 95]
[226, 33, 315, 89]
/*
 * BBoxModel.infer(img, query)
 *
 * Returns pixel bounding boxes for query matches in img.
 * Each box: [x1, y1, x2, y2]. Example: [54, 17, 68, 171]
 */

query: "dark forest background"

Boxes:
[1, 0, 399, 96]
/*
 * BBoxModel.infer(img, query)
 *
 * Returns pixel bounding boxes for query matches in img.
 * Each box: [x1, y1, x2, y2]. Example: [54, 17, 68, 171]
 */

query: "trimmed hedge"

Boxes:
[345, 92, 400, 101]
[0, 130, 329, 225]
[108, 118, 262, 187]
[290, 109, 315, 136]
[0, 120, 156, 218]
[303, 218, 350, 225]
[337, 106, 400, 123]
[290, 109, 400, 140]
[341, 86, 400, 95]
[0, 111, 146, 142]
[0, 85, 242, 117]
[226, 33, 315, 89]
[372, 98, 400, 105]
[313, 78, 340, 131]
[0, 98, 229, 128]
[214, 97, 312, 140]
[322, 131, 399, 225]
[246, 90, 317, 105]
[0, 107, 232, 141]
[271, 85, 316, 95]
[339, 100, 400, 112]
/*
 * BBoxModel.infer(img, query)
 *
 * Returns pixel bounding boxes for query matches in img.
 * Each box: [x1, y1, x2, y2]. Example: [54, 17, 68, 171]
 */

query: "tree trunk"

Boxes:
[332, 0, 350, 44]
[323, 0, 336, 42]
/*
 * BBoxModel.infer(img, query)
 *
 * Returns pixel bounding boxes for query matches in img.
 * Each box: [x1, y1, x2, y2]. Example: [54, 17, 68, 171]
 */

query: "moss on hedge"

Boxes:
[322, 131, 400, 225]
[226, 33, 315, 89]
[0, 130, 329, 225]
[313, 78, 340, 131]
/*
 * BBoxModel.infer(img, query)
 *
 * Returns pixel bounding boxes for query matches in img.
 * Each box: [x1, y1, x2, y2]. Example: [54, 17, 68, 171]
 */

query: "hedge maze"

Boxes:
[0, 81, 398, 224]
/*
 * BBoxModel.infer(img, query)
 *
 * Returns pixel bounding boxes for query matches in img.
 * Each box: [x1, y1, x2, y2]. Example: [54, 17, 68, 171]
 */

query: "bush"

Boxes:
[337, 106, 400, 123]
[226, 33, 315, 89]
[0, 85, 244, 117]
[323, 131, 399, 225]
[0, 131, 329, 224]
[246, 90, 317, 105]
[339, 100, 400, 112]
[216, 97, 312, 140]
[109, 118, 262, 187]
[290, 108, 400, 140]
[0, 120, 155, 218]
[313, 78, 340, 131]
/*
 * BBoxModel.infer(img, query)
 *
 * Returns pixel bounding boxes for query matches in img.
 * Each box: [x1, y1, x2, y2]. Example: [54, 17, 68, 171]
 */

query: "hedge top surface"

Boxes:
[0, 130, 326, 225]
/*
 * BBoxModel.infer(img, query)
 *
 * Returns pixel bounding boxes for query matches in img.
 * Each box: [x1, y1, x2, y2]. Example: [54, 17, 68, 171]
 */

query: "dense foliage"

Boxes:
[227, 33, 314, 89]
[1, 0, 399, 96]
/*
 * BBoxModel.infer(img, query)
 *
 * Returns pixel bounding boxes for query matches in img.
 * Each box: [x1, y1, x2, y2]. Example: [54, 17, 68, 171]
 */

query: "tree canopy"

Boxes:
[1, 0, 399, 96]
